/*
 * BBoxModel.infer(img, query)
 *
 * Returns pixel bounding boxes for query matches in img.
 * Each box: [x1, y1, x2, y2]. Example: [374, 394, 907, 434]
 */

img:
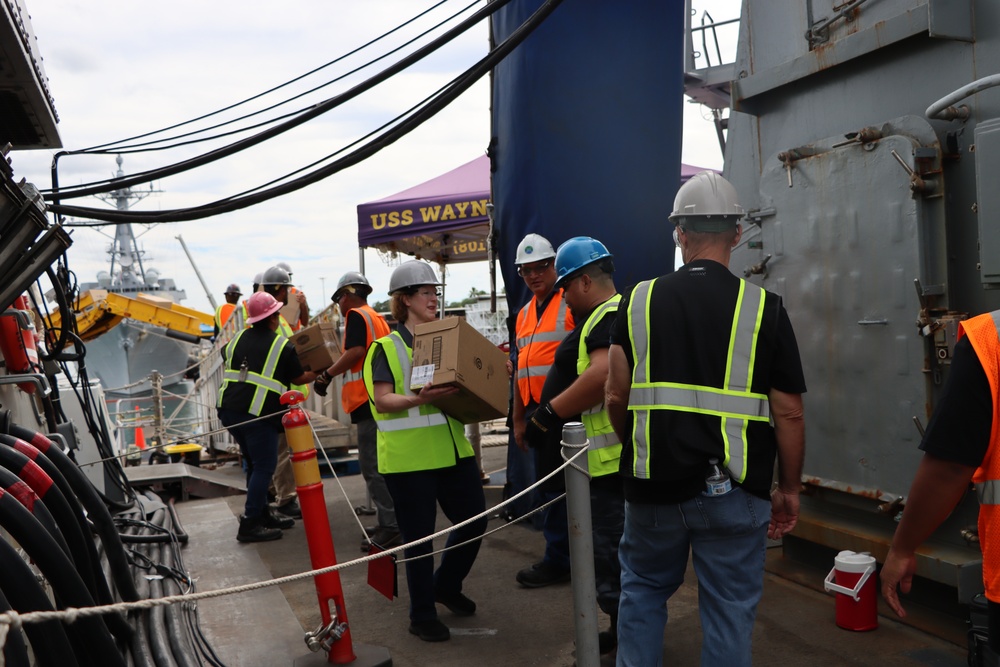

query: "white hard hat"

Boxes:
[669, 171, 744, 232]
[515, 233, 556, 265]
[388, 261, 441, 294]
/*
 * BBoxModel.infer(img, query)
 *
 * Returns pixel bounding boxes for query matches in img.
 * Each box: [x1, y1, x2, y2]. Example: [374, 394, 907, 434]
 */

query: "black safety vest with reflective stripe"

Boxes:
[626, 277, 770, 482]
[217, 329, 289, 416]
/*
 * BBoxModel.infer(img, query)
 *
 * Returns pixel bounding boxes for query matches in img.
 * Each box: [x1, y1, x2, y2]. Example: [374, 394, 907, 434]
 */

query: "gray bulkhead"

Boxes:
[720, 0, 1000, 599]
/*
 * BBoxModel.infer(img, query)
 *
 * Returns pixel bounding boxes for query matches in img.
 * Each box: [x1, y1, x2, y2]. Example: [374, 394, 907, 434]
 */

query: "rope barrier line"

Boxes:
[0, 437, 589, 657]
[77, 409, 290, 468]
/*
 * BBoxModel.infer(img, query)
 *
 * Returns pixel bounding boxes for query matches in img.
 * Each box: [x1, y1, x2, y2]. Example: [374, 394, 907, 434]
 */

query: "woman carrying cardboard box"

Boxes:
[362, 260, 488, 643]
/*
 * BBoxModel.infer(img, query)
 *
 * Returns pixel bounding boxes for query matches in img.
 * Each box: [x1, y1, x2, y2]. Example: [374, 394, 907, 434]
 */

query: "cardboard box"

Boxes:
[291, 322, 342, 372]
[410, 317, 508, 424]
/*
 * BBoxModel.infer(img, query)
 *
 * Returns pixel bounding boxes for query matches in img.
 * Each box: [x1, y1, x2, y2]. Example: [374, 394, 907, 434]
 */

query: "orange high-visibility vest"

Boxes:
[342, 304, 391, 414]
[515, 290, 574, 405]
[214, 303, 236, 330]
[961, 311, 1000, 601]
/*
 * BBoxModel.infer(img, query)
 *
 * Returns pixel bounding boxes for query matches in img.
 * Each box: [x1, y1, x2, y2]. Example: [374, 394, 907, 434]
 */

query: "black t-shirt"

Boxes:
[535, 302, 616, 488]
[344, 310, 373, 423]
[919, 336, 991, 466]
[610, 260, 806, 503]
[219, 326, 304, 425]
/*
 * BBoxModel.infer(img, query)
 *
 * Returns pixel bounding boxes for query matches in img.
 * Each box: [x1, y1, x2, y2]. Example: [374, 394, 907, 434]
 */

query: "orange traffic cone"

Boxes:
[134, 407, 146, 450]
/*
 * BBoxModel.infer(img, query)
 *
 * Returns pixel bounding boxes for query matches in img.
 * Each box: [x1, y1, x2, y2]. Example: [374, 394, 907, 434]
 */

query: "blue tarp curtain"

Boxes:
[491, 0, 685, 311]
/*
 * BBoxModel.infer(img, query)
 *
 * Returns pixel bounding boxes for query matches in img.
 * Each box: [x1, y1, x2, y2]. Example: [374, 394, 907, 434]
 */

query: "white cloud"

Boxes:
[14, 0, 740, 315]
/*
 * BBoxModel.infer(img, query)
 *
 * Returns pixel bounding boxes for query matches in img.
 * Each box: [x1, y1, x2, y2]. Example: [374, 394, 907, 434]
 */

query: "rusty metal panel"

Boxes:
[735, 123, 944, 497]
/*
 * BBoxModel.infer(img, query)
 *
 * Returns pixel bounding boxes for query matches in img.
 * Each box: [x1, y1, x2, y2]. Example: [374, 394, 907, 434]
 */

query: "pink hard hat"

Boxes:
[245, 291, 283, 324]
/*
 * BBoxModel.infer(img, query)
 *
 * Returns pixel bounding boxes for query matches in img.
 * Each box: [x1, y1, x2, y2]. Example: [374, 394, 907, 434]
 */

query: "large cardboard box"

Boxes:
[291, 322, 342, 372]
[410, 317, 508, 424]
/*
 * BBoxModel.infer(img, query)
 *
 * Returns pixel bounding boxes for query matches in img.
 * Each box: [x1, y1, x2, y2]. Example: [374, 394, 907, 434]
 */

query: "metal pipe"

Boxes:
[926, 74, 1000, 120]
[175, 234, 217, 310]
[562, 422, 599, 667]
[0, 372, 50, 396]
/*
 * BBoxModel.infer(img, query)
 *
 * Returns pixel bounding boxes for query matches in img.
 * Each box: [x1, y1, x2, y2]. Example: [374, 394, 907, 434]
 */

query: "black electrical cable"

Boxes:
[163, 496, 226, 667]
[126, 522, 156, 667]
[0, 489, 125, 667]
[0, 537, 80, 667]
[0, 462, 71, 557]
[74, 0, 456, 155]
[0, 586, 30, 667]
[0, 445, 133, 644]
[47, 0, 561, 225]
[81, 0, 482, 156]
[45, 0, 513, 203]
[148, 505, 200, 667]
[0, 429, 141, 602]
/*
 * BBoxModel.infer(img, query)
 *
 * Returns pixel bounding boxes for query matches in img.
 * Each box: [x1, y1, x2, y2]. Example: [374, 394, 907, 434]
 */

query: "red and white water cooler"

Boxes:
[822, 550, 878, 631]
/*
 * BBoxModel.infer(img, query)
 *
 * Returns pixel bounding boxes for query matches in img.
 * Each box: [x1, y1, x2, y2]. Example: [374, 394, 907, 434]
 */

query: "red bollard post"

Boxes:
[281, 391, 391, 667]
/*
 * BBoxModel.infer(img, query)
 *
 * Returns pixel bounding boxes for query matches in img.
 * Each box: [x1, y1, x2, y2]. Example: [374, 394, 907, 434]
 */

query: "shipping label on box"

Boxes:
[410, 317, 509, 424]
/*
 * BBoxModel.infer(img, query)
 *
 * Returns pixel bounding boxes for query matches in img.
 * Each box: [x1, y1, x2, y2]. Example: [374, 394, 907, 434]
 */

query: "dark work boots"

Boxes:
[237, 515, 282, 542]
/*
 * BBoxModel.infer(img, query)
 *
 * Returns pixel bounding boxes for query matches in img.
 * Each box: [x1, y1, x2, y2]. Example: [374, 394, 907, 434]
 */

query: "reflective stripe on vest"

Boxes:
[627, 278, 768, 482]
[342, 305, 390, 414]
[217, 329, 288, 416]
[362, 331, 473, 473]
[576, 294, 622, 477]
[516, 292, 572, 405]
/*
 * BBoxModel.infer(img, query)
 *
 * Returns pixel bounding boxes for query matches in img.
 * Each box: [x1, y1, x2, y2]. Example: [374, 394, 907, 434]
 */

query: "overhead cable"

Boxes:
[68, 0, 482, 157]
[46, 0, 512, 202]
[73, 0, 455, 154]
[48, 0, 564, 223]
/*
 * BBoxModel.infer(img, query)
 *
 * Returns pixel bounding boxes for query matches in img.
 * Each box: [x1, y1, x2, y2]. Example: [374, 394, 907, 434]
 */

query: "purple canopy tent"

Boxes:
[357, 156, 710, 266]
[357, 155, 492, 265]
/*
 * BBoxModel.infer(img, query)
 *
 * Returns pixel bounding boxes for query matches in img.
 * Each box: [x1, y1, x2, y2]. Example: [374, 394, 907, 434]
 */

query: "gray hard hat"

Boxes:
[276, 261, 292, 277]
[252, 272, 263, 287]
[332, 271, 372, 301]
[261, 265, 291, 287]
[388, 261, 440, 295]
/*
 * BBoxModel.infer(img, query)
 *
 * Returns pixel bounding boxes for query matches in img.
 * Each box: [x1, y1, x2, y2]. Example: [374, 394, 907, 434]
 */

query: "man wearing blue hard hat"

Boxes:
[522, 235, 624, 655]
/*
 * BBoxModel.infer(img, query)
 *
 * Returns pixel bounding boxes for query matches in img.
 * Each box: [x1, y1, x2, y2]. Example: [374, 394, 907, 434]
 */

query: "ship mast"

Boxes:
[96, 155, 160, 291]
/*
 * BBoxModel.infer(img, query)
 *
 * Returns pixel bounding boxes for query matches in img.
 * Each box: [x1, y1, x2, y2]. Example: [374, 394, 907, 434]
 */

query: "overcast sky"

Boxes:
[12, 0, 739, 316]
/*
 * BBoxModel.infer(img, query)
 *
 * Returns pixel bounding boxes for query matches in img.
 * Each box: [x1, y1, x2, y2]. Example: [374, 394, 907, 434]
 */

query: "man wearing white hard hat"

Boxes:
[606, 172, 806, 665]
[510, 233, 575, 588]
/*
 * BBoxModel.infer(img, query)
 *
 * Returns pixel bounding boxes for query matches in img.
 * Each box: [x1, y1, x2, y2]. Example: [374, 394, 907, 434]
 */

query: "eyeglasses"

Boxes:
[517, 259, 553, 277]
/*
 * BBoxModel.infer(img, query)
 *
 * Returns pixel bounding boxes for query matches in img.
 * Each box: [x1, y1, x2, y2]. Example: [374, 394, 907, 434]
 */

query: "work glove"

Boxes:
[313, 371, 331, 397]
[525, 402, 561, 449]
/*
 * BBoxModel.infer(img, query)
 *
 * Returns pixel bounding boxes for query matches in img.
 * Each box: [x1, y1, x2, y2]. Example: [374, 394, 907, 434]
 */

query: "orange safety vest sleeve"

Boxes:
[515, 290, 574, 406]
[960, 313, 1000, 601]
[342, 304, 391, 414]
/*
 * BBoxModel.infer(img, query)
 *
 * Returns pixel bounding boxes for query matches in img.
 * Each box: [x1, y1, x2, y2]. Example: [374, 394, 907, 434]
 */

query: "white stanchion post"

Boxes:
[562, 421, 599, 667]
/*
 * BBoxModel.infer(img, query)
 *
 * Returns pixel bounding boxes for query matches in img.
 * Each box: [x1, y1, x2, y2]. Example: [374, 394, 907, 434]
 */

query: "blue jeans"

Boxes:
[616, 487, 771, 667]
[384, 457, 488, 622]
[218, 408, 281, 520]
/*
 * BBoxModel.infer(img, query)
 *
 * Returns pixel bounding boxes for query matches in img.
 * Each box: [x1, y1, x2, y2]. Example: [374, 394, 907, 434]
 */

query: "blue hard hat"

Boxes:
[554, 236, 613, 287]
